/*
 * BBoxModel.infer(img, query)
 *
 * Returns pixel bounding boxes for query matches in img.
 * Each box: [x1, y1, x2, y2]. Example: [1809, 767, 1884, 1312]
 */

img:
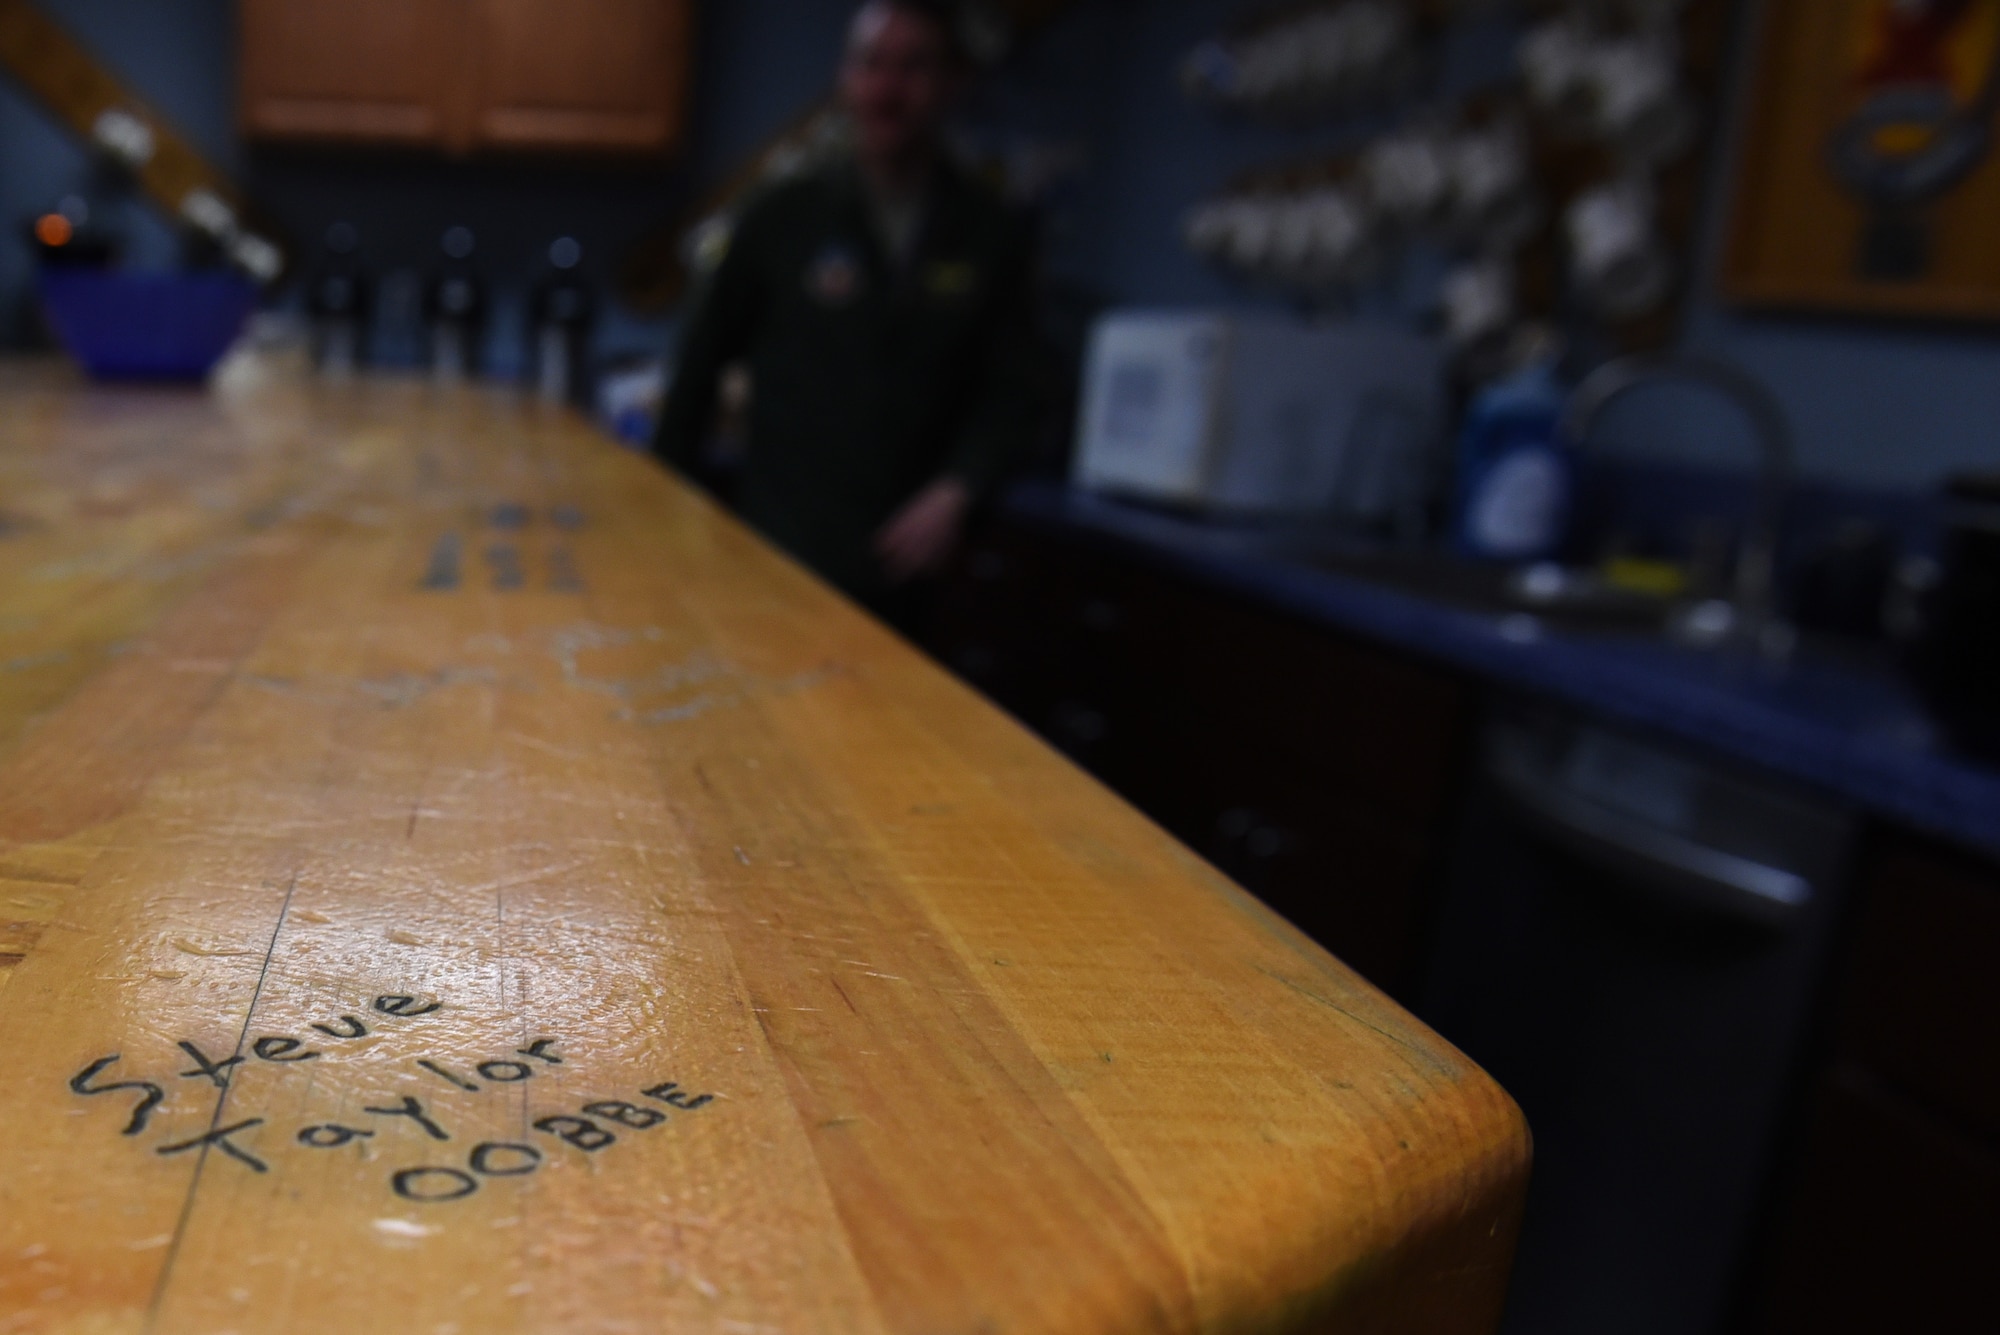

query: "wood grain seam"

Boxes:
[142, 871, 298, 1332]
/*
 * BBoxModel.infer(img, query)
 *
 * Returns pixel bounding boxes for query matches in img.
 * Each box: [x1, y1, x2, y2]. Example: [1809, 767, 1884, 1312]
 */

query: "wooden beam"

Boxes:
[0, 0, 285, 281]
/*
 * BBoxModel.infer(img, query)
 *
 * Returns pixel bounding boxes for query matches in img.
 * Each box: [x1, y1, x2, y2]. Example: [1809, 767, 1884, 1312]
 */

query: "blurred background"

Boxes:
[4, 2, 1998, 1333]
[1, 0, 1995, 489]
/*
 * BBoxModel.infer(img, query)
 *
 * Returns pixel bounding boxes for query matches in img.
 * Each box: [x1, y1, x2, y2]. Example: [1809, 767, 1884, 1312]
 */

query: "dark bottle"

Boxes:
[306, 222, 371, 375]
[528, 236, 594, 405]
[1909, 473, 2000, 761]
[423, 226, 486, 382]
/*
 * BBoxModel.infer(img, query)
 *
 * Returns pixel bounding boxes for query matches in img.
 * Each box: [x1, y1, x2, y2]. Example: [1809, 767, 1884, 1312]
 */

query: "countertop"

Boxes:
[1003, 480, 2000, 863]
[0, 361, 1525, 1334]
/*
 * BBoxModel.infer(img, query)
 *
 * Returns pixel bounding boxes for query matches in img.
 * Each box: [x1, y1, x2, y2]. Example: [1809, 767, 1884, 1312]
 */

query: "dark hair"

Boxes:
[855, 0, 971, 64]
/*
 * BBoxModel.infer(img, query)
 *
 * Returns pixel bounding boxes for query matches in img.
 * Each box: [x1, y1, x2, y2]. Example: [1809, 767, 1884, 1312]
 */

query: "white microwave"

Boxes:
[1072, 310, 1444, 517]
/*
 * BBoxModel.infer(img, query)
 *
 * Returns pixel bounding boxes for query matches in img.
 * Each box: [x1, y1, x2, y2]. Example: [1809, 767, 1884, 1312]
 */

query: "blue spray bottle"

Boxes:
[1452, 339, 1574, 563]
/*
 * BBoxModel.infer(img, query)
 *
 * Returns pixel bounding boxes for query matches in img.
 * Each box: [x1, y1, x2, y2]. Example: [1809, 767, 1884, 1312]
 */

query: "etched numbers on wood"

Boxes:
[582, 1100, 663, 1129]
[393, 1141, 544, 1202]
[419, 506, 587, 592]
[533, 1115, 614, 1152]
[392, 1166, 478, 1202]
[420, 533, 462, 591]
[485, 543, 525, 591]
[468, 1142, 541, 1177]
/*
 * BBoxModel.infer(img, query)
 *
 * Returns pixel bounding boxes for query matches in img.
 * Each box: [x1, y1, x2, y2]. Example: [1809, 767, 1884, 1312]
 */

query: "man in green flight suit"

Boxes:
[654, 0, 1040, 620]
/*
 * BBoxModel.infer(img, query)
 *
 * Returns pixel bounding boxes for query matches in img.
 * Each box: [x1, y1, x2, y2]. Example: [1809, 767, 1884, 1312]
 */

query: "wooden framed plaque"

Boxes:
[1725, 0, 2000, 320]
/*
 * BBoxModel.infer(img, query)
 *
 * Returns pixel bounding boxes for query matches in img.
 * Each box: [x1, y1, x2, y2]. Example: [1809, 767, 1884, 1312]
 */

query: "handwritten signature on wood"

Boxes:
[68, 993, 715, 1204]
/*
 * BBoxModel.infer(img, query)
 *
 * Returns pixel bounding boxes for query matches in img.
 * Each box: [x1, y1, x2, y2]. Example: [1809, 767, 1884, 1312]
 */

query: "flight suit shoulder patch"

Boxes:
[805, 241, 867, 306]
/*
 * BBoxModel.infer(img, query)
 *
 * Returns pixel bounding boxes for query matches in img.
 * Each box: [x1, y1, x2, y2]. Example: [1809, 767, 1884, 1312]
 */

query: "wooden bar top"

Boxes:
[0, 358, 1527, 1335]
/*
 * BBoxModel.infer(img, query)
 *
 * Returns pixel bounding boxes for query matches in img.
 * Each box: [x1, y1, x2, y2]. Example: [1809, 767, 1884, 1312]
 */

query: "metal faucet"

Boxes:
[1561, 354, 1794, 652]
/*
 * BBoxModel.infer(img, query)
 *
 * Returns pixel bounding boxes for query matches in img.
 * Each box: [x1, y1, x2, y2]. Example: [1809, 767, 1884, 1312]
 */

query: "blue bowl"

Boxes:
[37, 270, 259, 381]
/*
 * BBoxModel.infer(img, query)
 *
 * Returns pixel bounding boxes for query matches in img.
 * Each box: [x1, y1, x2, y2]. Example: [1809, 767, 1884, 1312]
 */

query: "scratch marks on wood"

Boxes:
[547, 547, 585, 593]
[420, 533, 462, 590]
[1251, 964, 1455, 1078]
[246, 666, 500, 713]
[549, 624, 725, 701]
[171, 938, 254, 958]
[547, 623, 850, 729]
[146, 873, 298, 1326]
[358, 667, 500, 709]
[500, 731, 592, 763]
[0, 883, 61, 967]
[2, 649, 69, 674]
[485, 543, 525, 591]
[420, 505, 588, 593]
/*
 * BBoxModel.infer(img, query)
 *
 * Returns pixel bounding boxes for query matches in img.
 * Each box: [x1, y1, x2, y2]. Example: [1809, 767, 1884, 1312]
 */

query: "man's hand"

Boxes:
[874, 477, 971, 584]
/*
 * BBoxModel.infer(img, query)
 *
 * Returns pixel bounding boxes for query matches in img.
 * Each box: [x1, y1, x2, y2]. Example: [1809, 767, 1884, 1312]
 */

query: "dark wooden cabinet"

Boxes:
[239, 0, 692, 156]
[930, 514, 1471, 996]
[1748, 1068, 1998, 1335]
[1744, 836, 2000, 1334]
[1833, 843, 2000, 1145]
[469, 0, 691, 153]
[938, 506, 2000, 1329]
[240, 0, 471, 149]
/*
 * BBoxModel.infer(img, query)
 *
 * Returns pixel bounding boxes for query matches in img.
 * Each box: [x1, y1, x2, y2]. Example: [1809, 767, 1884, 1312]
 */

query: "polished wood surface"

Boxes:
[0, 358, 1527, 1334]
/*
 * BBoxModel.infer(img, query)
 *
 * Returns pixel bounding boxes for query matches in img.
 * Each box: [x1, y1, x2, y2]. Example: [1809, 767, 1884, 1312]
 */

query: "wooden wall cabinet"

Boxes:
[239, 0, 470, 149]
[239, 0, 691, 156]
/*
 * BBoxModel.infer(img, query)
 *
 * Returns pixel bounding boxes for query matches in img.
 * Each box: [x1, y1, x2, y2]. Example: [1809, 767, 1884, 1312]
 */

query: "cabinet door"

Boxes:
[240, 0, 474, 149]
[1747, 1069, 1999, 1334]
[468, 0, 690, 153]
[1834, 840, 2000, 1145]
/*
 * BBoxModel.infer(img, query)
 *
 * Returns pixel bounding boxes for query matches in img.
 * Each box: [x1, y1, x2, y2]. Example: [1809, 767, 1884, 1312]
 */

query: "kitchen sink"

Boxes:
[1278, 541, 1678, 635]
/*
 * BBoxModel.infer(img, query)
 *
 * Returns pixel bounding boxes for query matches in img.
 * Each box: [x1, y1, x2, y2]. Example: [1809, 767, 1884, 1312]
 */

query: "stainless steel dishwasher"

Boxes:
[1418, 701, 1855, 1335]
